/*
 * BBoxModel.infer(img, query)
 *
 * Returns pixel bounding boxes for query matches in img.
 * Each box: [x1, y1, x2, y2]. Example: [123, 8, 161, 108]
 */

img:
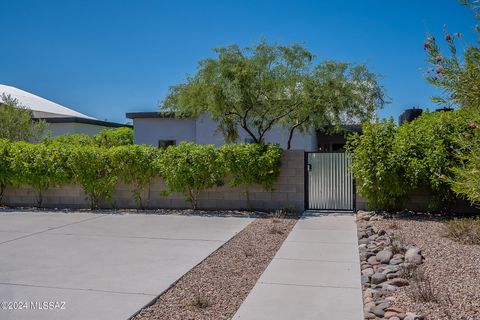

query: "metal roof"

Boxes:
[0, 84, 96, 120]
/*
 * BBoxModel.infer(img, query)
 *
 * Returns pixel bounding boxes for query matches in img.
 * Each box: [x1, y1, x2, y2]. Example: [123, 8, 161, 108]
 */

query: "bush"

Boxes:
[157, 142, 224, 209]
[393, 110, 471, 209]
[42, 133, 94, 146]
[111, 145, 160, 208]
[346, 119, 406, 210]
[347, 110, 478, 211]
[9, 142, 72, 206]
[219, 143, 283, 189]
[0, 139, 12, 203]
[68, 145, 117, 209]
[93, 127, 133, 147]
[444, 218, 480, 245]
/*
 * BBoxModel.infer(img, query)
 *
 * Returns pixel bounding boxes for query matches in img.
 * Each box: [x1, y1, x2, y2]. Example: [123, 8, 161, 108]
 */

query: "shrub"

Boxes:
[393, 110, 470, 210]
[0, 139, 12, 203]
[443, 218, 480, 245]
[93, 127, 133, 147]
[9, 142, 72, 206]
[68, 145, 117, 209]
[111, 145, 160, 208]
[219, 143, 282, 189]
[346, 119, 406, 210]
[348, 110, 477, 212]
[42, 133, 94, 146]
[157, 142, 223, 209]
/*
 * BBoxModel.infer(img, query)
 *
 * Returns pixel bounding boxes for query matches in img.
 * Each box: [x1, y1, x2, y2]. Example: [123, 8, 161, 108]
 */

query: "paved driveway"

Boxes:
[0, 211, 252, 320]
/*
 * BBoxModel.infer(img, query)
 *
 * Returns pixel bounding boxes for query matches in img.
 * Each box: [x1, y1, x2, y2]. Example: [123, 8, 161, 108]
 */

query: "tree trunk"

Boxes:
[36, 190, 43, 207]
[0, 183, 5, 205]
[287, 118, 309, 150]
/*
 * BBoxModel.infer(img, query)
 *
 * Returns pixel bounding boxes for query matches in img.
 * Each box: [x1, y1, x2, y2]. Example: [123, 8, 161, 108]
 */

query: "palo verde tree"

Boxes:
[282, 61, 385, 149]
[0, 94, 48, 142]
[163, 40, 385, 148]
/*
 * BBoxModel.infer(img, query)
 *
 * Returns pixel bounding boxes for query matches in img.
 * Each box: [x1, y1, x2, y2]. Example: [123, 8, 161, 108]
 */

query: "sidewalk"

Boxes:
[233, 212, 363, 320]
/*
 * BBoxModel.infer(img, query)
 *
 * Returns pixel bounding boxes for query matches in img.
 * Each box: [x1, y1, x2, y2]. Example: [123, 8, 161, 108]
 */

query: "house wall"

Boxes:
[133, 118, 196, 146]
[133, 114, 317, 151]
[2, 150, 306, 212]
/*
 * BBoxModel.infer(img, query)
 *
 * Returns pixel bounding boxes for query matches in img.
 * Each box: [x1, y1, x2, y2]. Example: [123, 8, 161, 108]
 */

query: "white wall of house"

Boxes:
[132, 114, 317, 151]
[133, 118, 197, 147]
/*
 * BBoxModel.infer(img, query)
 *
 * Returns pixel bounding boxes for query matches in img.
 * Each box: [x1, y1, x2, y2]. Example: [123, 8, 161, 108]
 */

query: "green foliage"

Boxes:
[9, 142, 72, 206]
[0, 139, 12, 203]
[93, 127, 134, 147]
[68, 145, 117, 209]
[43, 133, 94, 146]
[348, 110, 478, 211]
[0, 137, 284, 210]
[0, 94, 48, 142]
[282, 61, 385, 148]
[164, 40, 385, 147]
[157, 142, 223, 209]
[346, 119, 405, 210]
[219, 143, 283, 189]
[448, 118, 480, 204]
[111, 145, 160, 208]
[393, 111, 471, 208]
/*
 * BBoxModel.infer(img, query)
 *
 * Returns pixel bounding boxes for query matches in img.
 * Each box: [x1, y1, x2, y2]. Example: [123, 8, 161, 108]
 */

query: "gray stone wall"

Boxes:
[2, 150, 305, 212]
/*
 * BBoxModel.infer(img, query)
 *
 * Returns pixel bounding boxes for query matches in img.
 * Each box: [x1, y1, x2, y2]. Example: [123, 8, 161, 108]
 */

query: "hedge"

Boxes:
[346, 110, 479, 212]
[0, 138, 283, 209]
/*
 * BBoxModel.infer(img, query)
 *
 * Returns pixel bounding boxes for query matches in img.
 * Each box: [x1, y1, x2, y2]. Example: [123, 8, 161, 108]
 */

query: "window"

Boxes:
[158, 140, 176, 149]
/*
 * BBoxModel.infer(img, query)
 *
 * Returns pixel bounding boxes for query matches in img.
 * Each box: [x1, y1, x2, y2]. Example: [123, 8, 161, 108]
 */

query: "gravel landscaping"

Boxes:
[131, 216, 297, 320]
[357, 210, 480, 320]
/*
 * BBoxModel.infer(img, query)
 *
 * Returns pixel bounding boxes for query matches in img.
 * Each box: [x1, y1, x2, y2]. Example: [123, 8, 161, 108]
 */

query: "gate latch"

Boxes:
[307, 163, 312, 172]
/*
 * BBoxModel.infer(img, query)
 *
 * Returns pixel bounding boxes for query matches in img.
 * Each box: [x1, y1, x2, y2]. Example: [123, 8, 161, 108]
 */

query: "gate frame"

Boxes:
[304, 151, 356, 211]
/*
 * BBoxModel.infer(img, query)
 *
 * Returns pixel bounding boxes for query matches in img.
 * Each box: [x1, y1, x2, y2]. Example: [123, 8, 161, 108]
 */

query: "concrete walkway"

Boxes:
[233, 212, 363, 320]
[0, 211, 252, 320]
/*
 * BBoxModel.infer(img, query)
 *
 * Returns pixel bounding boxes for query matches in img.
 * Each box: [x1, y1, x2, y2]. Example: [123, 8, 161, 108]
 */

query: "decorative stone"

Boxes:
[371, 272, 387, 284]
[370, 306, 385, 317]
[367, 256, 379, 265]
[376, 301, 390, 310]
[389, 277, 409, 287]
[384, 311, 399, 318]
[361, 275, 370, 285]
[389, 257, 403, 265]
[405, 247, 422, 265]
[376, 250, 393, 263]
[362, 268, 374, 277]
[382, 284, 398, 293]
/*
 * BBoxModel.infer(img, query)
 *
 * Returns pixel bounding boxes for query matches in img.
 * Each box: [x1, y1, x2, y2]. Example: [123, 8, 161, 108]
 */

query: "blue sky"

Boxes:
[0, 0, 477, 123]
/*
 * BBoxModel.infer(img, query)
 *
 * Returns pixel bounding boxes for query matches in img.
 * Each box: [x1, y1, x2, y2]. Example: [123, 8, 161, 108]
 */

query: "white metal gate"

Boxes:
[306, 152, 354, 210]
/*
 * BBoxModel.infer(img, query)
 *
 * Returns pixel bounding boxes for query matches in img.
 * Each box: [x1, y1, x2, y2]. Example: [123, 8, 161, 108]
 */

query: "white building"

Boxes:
[0, 84, 131, 136]
[126, 111, 359, 151]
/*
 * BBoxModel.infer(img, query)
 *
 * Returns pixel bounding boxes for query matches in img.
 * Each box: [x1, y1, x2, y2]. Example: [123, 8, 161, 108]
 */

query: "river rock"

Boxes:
[376, 250, 393, 263]
[371, 272, 387, 284]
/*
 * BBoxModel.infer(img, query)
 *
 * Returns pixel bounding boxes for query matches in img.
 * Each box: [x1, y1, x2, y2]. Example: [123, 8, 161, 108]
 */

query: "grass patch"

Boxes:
[443, 218, 480, 245]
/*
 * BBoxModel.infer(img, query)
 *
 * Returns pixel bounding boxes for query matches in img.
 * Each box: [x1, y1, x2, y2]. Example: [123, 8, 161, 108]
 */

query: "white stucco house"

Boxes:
[0, 84, 131, 136]
[126, 111, 360, 151]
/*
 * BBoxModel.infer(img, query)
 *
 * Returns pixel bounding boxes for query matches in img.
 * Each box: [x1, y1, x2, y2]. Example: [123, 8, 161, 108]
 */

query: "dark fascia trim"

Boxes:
[126, 111, 181, 119]
[37, 117, 132, 128]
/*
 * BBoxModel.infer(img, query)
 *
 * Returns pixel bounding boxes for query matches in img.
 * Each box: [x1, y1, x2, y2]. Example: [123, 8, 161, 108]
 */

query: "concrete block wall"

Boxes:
[2, 150, 306, 212]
